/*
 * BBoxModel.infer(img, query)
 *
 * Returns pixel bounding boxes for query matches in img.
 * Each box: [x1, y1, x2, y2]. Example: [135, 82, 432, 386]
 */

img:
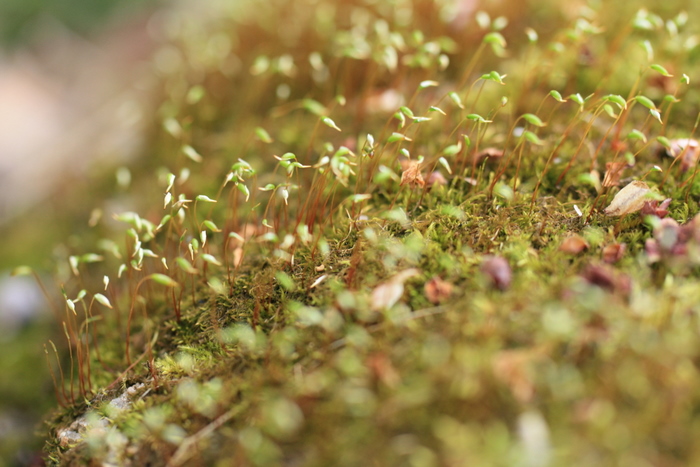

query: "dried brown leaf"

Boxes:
[426, 171, 447, 187]
[370, 268, 420, 311]
[424, 276, 454, 304]
[603, 180, 651, 216]
[581, 264, 631, 296]
[640, 198, 671, 218]
[481, 256, 511, 290]
[400, 161, 425, 188]
[472, 147, 504, 164]
[602, 161, 629, 187]
[602, 243, 626, 264]
[559, 235, 589, 254]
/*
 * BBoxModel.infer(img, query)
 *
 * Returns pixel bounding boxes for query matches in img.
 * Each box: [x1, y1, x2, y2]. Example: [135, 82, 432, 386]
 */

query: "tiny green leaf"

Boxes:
[448, 92, 464, 109]
[438, 157, 452, 174]
[275, 271, 296, 291]
[466, 114, 492, 123]
[523, 131, 545, 145]
[302, 99, 326, 116]
[157, 214, 172, 231]
[255, 127, 273, 143]
[525, 27, 538, 42]
[475, 11, 490, 29]
[634, 95, 656, 110]
[148, 274, 180, 288]
[201, 254, 223, 266]
[202, 220, 221, 232]
[347, 194, 372, 203]
[522, 113, 545, 127]
[639, 39, 654, 60]
[602, 94, 627, 110]
[483, 32, 506, 48]
[549, 90, 566, 102]
[627, 129, 647, 143]
[175, 257, 199, 274]
[493, 182, 514, 202]
[182, 145, 203, 163]
[399, 106, 415, 118]
[650, 64, 673, 77]
[569, 93, 585, 108]
[603, 104, 618, 119]
[80, 253, 103, 263]
[388, 132, 412, 143]
[492, 16, 508, 31]
[163, 118, 182, 138]
[94, 294, 112, 309]
[443, 144, 461, 157]
[186, 85, 205, 104]
[321, 117, 342, 132]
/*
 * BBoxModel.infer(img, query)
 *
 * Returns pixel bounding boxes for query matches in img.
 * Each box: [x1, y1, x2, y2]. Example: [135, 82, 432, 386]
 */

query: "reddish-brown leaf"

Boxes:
[399, 160, 425, 188]
[602, 161, 629, 187]
[559, 234, 589, 255]
[424, 276, 454, 304]
[602, 243, 626, 264]
[481, 256, 511, 291]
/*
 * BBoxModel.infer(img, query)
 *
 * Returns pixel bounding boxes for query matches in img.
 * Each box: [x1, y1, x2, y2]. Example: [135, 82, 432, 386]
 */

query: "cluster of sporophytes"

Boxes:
[30, 0, 700, 465]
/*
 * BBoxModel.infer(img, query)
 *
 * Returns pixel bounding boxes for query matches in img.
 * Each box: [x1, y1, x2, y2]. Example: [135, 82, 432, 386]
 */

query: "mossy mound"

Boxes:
[37, 1, 700, 465]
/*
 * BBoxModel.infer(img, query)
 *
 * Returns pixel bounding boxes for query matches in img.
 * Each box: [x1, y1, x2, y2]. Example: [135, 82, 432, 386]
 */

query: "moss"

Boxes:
[14, 0, 700, 465]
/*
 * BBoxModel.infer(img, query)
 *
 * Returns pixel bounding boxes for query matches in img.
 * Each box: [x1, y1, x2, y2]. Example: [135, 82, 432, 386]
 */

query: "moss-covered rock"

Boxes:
[31, 0, 700, 465]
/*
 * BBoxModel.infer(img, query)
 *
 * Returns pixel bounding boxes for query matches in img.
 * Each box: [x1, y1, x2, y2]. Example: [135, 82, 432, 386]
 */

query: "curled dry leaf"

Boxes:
[640, 198, 671, 218]
[472, 147, 504, 165]
[232, 247, 244, 267]
[481, 256, 511, 291]
[603, 180, 652, 217]
[426, 171, 447, 187]
[370, 268, 420, 311]
[559, 234, 589, 255]
[602, 161, 629, 187]
[663, 138, 699, 172]
[581, 264, 631, 296]
[424, 276, 454, 304]
[610, 139, 628, 153]
[399, 160, 425, 188]
[602, 243, 626, 264]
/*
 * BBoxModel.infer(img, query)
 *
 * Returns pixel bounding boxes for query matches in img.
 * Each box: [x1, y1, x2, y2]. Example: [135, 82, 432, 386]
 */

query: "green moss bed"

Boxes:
[24, 0, 700, 465]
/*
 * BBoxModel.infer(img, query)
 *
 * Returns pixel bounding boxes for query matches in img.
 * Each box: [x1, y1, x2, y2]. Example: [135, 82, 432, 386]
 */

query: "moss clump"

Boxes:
[30, 0, 700, 465]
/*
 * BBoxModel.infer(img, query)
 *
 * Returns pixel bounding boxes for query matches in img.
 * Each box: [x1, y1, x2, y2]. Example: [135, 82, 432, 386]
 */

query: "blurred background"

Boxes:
[0, 0, 160, 464]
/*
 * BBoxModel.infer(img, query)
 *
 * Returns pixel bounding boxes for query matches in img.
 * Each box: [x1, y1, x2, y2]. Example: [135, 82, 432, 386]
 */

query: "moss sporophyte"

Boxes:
[24, 1, 700, 465]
